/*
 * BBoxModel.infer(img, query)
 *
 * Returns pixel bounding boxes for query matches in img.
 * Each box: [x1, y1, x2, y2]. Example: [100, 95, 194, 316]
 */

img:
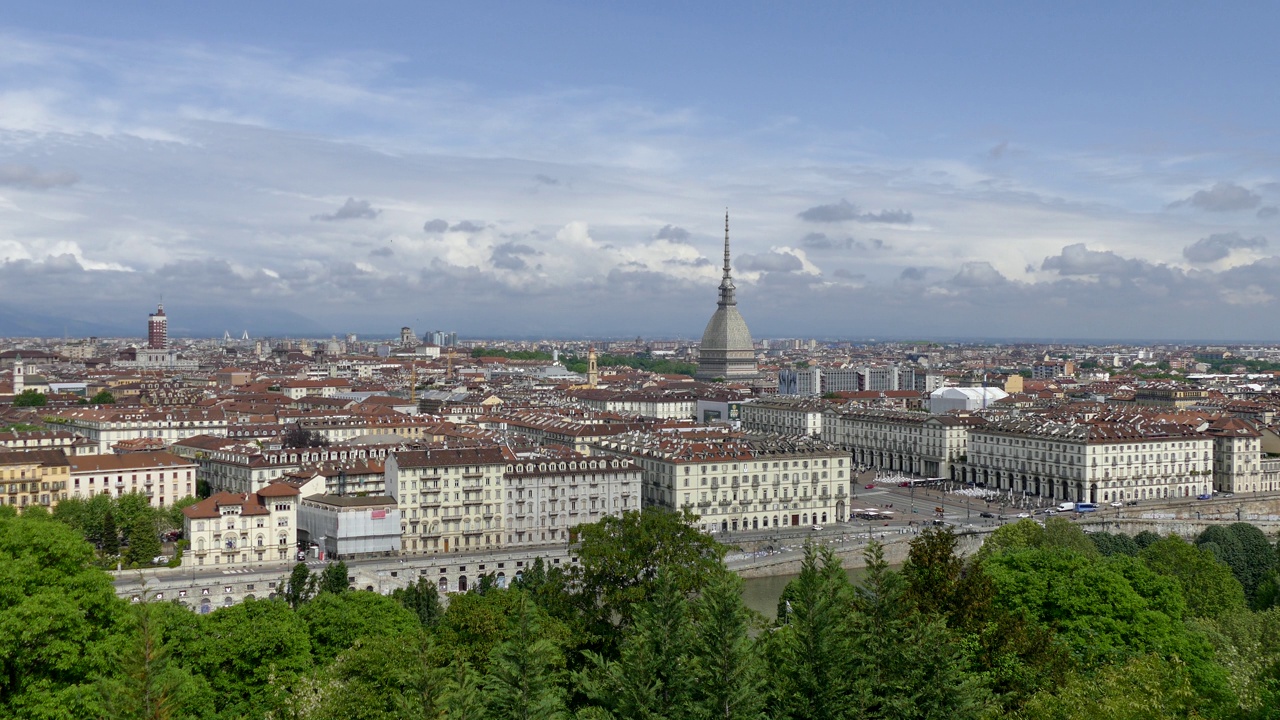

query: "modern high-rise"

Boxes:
[148, 304, 168, 349]
[695, 213, 759, 382]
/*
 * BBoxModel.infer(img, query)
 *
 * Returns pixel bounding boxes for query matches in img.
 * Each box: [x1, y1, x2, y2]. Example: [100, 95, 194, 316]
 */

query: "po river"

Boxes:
[739, 567, 871, 619]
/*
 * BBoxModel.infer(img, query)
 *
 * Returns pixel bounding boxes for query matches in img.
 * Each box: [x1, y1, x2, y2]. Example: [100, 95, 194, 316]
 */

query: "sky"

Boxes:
[2, 2, 1280, 341]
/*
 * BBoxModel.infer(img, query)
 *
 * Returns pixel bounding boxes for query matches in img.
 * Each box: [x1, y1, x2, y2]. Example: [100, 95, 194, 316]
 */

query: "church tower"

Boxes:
[695, 212, 759, 382]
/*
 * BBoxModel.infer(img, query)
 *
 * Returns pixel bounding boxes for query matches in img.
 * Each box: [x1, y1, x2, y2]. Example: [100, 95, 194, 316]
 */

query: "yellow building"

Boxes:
[0, 449, 72, 511]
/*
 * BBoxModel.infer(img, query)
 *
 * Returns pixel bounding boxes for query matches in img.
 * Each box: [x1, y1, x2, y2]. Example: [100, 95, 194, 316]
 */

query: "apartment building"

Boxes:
[1206, 417, 1264, 494]
[181, 483, 301, 568]
[821, 407, 980, 479]
[738, 397, 828, 437]
[502, 449, 641, 547]
[47, 407, 229, 453]
[385, 445, 507, 554]
[0, 449, 71, 511]
[594, 429, 851, 533]
[68, 451, 197, 508]
[961, 415, 1214, 504]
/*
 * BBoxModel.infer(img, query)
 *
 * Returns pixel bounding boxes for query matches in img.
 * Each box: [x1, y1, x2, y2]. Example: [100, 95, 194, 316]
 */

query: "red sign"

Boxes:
[371, 509, 386, 519]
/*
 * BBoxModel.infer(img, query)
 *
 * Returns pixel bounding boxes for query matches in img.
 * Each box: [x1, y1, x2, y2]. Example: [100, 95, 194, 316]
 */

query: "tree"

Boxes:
[318, 560, 350, 595]
[574, 508, 725, 638]
[484, 592, 567, 720]
[1020, 654, 1206, 720]
[392, 576, 443, 628]
[12, 389, 46, 407]
[284, 422, 330, 448]
[281, 562, 316, 609]
[688, 570, 766, 720]
[97, 600, 210, 720]
[101, 508, 120, 556]
[125, 512, 162, 567]
[297, 591, 420, 663]
[0, 513, 126, 717]
[1197, 523, 1278, 604]
[1041, 517, 1100, 558]
[1087, 531, 1140, 557]
[767, 543, 853, 720]
[976, 518, 1045, 559]
[579, 569, 696, 719]
[1139, 534, 1246, 618]
[321, 632, 453, 720]
[89, 390, 116, 404]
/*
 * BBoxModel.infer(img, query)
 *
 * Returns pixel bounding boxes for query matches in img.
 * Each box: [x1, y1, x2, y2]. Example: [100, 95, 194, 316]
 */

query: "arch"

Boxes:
[438, 577, 448, 593]
[458, 575, 468, 592]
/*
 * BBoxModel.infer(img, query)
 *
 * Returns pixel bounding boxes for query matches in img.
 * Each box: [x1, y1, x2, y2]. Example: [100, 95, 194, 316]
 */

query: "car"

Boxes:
[297, 551, 307, 562]
[864, 483, 876, 489]
[812, 525, 823, 531]
[1197, 494, 1213, 500]
[898, 481, 910, 487]
[1126, 500, 1139, 506]
[1043, 509, 1057, 515]
[1016, 512, 1031, 518]
[979, 511, 995, 518]
[1221, 492, 1235, 498]
[1110, 501, 1123, 507]
[151, 555, 169, 565]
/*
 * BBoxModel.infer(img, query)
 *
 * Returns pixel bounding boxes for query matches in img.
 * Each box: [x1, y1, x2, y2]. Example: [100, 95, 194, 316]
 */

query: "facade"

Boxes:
[48, 407, 229, 454]
[821, 407, 979, 479]
[181, 483, 300, 568]
[960, 416, 1214, 504]
[1206, 417, 1264, 494]
[739, 397, 827, 437]
[192, 442, 395, 495]
[148, 304, 167, 349]
[0, 449, 71, 511]
[928, 386, 1008, 414]
[385, 446, 508, 554]
[68, 451, 197, 507]
[297, 495, 402, 559]
[502, 450, 641, 547]
[594, 429, 851, 534]
[695, 214, 759, 382]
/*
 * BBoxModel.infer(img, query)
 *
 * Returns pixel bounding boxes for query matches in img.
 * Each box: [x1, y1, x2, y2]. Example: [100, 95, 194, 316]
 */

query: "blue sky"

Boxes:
[1, 3, 1279, 340]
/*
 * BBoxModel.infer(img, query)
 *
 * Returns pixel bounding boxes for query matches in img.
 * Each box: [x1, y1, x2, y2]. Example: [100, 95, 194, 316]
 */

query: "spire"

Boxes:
[718, 209, 736, 307]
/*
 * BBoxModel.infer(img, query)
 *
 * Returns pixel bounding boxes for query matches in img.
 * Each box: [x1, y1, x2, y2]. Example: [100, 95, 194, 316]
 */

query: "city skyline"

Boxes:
[3, 4, 1280, 340]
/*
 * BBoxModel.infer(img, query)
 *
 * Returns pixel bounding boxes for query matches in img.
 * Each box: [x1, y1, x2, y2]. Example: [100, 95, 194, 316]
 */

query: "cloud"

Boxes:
[423, 218, 449, 233]
[655, 224, 691, 243]
[1182, 232, 1267, 264]
[311, 197, 380, 221]
[1041, 243, 1133, 276]
[0, 163, 79, 189]
[449, 220, 484, 233]
[369, 247, 394, 258]
[797, 199, 913, 224]
[1258, 206, 1279, 219]
[737, 250, 804, 273]
[490, 241, 540, 271]
[800, 232, 887, 252]
[899, 267, 926, 282]
[1168, 182, 1261, 212]
[534, 174, 559, 185]
[950, 261, 1007, 287]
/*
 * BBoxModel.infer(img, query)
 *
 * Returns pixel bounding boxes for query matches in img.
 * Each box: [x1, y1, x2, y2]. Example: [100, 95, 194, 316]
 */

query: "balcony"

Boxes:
[462, 497, 483, 506]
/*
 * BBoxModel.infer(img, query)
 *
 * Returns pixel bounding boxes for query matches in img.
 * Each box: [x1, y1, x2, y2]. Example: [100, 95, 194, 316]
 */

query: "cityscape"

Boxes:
[5, 4, 1280, 720]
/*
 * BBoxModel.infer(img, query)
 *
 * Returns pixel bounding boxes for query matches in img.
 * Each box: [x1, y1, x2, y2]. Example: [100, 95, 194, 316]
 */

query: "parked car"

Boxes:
[1126, 500, 1139, 506]
[979, 511, 995, 518]
[864, 483, 876, 489]
[1221, 492, 1235, 498]
[812, 525, 823, 531]
[151, 555, 169, 565]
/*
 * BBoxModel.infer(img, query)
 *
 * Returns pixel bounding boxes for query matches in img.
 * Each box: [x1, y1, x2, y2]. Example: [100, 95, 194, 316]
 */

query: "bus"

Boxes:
[1075, 502, 1098, 513]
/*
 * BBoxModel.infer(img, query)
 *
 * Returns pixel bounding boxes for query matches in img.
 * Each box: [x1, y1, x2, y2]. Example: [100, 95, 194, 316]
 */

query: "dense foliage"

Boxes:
[8, 506, 1280, 719]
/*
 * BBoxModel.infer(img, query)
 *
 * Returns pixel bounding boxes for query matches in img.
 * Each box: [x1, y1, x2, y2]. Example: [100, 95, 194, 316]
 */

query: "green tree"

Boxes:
[1197, 523, 1278, 603]
[317, 560, 350, 595]
[163, 496, 199, 533]
[1139, 534, 1246, 618]
[392, 576, 443, 628]
[12, 389, 47, 407]
[281, 562, 316, 609]
[688, 570, 766, 720]
[1042, 517, 1100, 558]
[579, 569, 696, 719]
[89, 390, 116, 404]
[1087, 531, 1140, 557]
[1188, 608, 1280, 716]
[96, 599, 211, 720]
[484, 592, 567, 720]
[1019, 654, 1206, 720]
[0, 513, 125, 717]
[298, 591, 420, 663]
[125, 512, 162, 567]
[181, 597, 313, 718]
[321, 632, 453, 720]
[977, 518, 1045, 559]
[767, 543, 852, 720]
[849, 543, 990, 719]
[102, 508, 120, 555]
[574, 508, 725, 638]
[443, 660, 486, 720]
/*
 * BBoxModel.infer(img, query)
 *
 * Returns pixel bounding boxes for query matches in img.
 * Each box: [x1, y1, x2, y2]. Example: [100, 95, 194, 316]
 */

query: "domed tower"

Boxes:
[695, 212, 759, 382]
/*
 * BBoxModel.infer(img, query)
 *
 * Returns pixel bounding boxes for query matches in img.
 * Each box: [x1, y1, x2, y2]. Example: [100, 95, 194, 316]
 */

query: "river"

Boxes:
[739, 567, 871, 619]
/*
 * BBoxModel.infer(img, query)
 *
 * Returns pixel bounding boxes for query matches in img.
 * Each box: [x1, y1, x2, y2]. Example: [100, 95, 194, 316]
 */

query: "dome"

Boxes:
[700, 305, 754, 355]
[695, 212, 759, 381]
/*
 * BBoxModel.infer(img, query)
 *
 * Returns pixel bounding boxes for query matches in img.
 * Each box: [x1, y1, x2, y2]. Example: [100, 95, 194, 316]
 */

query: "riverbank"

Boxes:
[725, 526, 993, 578]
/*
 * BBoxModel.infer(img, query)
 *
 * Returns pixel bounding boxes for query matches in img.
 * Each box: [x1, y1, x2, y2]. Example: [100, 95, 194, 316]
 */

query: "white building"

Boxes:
[297, 495, 402, 559]
[821, 407, 981, 479]
[181, 483, 300, 569]
[594, 429, 852, 533]
[46, 407, 229, 454]
[928, 386, 1008, 414]
[502, 450, 641, 547]
[68, 451, 197, 508]
[739, 397, 827, 437]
